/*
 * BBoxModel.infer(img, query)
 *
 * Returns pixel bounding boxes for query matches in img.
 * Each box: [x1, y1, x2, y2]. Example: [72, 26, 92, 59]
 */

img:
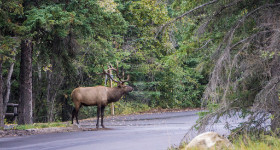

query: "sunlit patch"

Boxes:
[98, 0, 119, 13]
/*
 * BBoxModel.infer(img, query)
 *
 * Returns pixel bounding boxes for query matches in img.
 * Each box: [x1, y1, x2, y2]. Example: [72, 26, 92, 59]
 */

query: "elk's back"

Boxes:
[71, 86, 108, 106]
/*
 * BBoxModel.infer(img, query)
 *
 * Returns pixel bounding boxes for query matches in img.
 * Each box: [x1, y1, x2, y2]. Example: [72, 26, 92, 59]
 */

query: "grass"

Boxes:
[174, 134, 280, 150]
[232, 134, 280, 150]
[14, 122, 69, 130]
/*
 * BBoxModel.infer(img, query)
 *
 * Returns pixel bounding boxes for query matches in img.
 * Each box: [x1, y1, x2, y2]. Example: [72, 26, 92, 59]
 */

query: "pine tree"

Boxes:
[18, 40, 33, 125]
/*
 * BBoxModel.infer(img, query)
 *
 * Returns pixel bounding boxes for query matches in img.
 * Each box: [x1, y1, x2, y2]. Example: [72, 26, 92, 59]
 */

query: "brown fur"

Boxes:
[71, 83, 133, 128]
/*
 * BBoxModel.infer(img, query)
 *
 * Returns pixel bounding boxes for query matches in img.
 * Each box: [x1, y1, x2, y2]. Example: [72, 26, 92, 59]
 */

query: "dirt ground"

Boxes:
[0, 126, 76, 138]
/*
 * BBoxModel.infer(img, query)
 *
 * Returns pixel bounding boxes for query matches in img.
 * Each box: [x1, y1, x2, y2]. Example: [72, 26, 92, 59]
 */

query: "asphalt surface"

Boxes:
[0, 111, 200, 150]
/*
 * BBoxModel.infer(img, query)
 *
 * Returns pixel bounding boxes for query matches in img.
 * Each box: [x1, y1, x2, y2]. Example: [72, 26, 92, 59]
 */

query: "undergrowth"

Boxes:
[78, 100, 152, 119]
[232, 134, 280, 150]
[113, 101, 151, 115]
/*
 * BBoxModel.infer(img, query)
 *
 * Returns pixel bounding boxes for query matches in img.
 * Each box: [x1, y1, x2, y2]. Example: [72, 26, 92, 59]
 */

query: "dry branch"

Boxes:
[182, 3, 280, 143]
[196, 0, 242, 36]
[196, 39, 212, 50]
[155, 0, 218, 39]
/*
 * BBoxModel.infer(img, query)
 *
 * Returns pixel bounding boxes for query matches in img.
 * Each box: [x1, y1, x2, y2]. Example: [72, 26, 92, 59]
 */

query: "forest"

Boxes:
[1, 0, 280, 138]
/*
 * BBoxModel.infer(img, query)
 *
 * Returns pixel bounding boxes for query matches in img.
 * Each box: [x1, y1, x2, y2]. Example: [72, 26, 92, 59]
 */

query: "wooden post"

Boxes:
[5, 103, 19, 123]
[109, 69, 114, 115]
[13, 104, 18, 123]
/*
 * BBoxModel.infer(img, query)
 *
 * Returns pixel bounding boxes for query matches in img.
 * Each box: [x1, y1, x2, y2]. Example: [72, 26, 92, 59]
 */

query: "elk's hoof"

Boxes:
[102, 125, 105, 128]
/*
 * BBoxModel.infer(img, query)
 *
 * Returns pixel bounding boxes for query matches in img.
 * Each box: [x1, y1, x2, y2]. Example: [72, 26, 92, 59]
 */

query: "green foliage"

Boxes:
[129, 0, 170, 36]
[24, 5, 74, 38]
[114, 101, 150, 115]
[66, 0, 128, 38]
[1, 0, 216, 124]
[2, 1, 277, 137]
[0, 0, 24, 35]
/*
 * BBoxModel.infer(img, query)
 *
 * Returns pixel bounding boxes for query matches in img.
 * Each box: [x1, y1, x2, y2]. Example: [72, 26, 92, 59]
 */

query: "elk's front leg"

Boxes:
[96, 105, 101, 129]
[71, 109, 75, 124]
[101, 106, 105, 128]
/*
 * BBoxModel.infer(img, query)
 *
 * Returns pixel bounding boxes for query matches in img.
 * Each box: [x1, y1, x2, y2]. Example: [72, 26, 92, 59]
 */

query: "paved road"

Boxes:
[0, 111, 200, 150]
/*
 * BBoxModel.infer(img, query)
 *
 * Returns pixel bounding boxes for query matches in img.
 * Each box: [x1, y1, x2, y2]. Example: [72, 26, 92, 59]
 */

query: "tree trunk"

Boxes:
[271, 110, 280, 135]
[270, 87, 280, 135]
[18, 40, 33, 125]
[46, 70, 52, 122]
[269, 86, 280, 135]
[0, 55, 4, 128]
[269, 56, 280, 135]
[46, 67, 64, 122]
[3, 53, 15, 117]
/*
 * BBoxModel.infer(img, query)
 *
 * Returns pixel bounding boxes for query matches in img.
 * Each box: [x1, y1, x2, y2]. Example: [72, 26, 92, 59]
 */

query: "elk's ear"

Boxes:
[117, 82, 122, 87]
[117, 82, 124, 87]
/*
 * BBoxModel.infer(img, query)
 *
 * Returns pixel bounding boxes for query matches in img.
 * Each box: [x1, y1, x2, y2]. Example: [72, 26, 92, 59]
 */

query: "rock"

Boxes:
[72, 124, 81, 129]
[185, 132, 232, 150]
[26, 129, 35, 132]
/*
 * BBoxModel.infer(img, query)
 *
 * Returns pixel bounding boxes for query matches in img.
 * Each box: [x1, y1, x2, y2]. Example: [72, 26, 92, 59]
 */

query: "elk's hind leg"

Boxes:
[96, 105, 101, 129]
[71, 109, 75, 124]
[101, 106, 105, 128]
[73, 103, 81, 124]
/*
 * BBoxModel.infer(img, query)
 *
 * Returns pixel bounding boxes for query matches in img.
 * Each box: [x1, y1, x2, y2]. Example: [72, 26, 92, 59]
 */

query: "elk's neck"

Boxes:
[107, 87, 125, 103]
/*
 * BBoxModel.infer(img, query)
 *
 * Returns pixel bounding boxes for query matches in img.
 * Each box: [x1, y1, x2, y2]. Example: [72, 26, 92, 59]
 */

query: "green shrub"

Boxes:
[113, 101, 151, 115]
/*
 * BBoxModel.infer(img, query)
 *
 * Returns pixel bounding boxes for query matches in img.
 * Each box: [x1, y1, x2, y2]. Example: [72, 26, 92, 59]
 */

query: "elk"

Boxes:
[71, 65, 133, 128]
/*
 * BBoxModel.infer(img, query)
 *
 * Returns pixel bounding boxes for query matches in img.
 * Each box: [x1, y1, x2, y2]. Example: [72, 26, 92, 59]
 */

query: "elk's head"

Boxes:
[117, 81, 133, 93]
[103, 64, 134, 93]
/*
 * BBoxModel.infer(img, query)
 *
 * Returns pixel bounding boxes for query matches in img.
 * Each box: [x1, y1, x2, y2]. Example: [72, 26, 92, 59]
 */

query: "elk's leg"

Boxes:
[101, 106, 105, 128]
[73, 103, 81, 124]
[96, 105, 101, 129]
[75, 109, 80, 124]
[72, 109, 79, 124]
[71, 109, 75, 124]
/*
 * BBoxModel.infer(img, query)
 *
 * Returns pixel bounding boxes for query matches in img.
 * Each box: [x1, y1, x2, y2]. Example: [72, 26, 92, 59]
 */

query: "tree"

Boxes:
[0, 55, 3, 128]
[0, 0, 23, 125]
[0, 0, 219, 125]
[20, 0, 129, 122]
[18, 40, 33, 125]
[173, 0, 280, 141]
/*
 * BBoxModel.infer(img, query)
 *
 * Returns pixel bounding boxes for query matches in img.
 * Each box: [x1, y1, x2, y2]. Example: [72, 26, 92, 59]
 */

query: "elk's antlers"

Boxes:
[99, 63, 130, 83]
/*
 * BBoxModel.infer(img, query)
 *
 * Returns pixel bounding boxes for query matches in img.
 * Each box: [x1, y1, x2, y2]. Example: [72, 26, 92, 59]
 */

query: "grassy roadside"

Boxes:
[112, 101, 203, 115]
[232, 134, 280, 150]
[172, 134, 280, 150]
[5, 103, 200, 130]
[11, 122, 70, 130]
